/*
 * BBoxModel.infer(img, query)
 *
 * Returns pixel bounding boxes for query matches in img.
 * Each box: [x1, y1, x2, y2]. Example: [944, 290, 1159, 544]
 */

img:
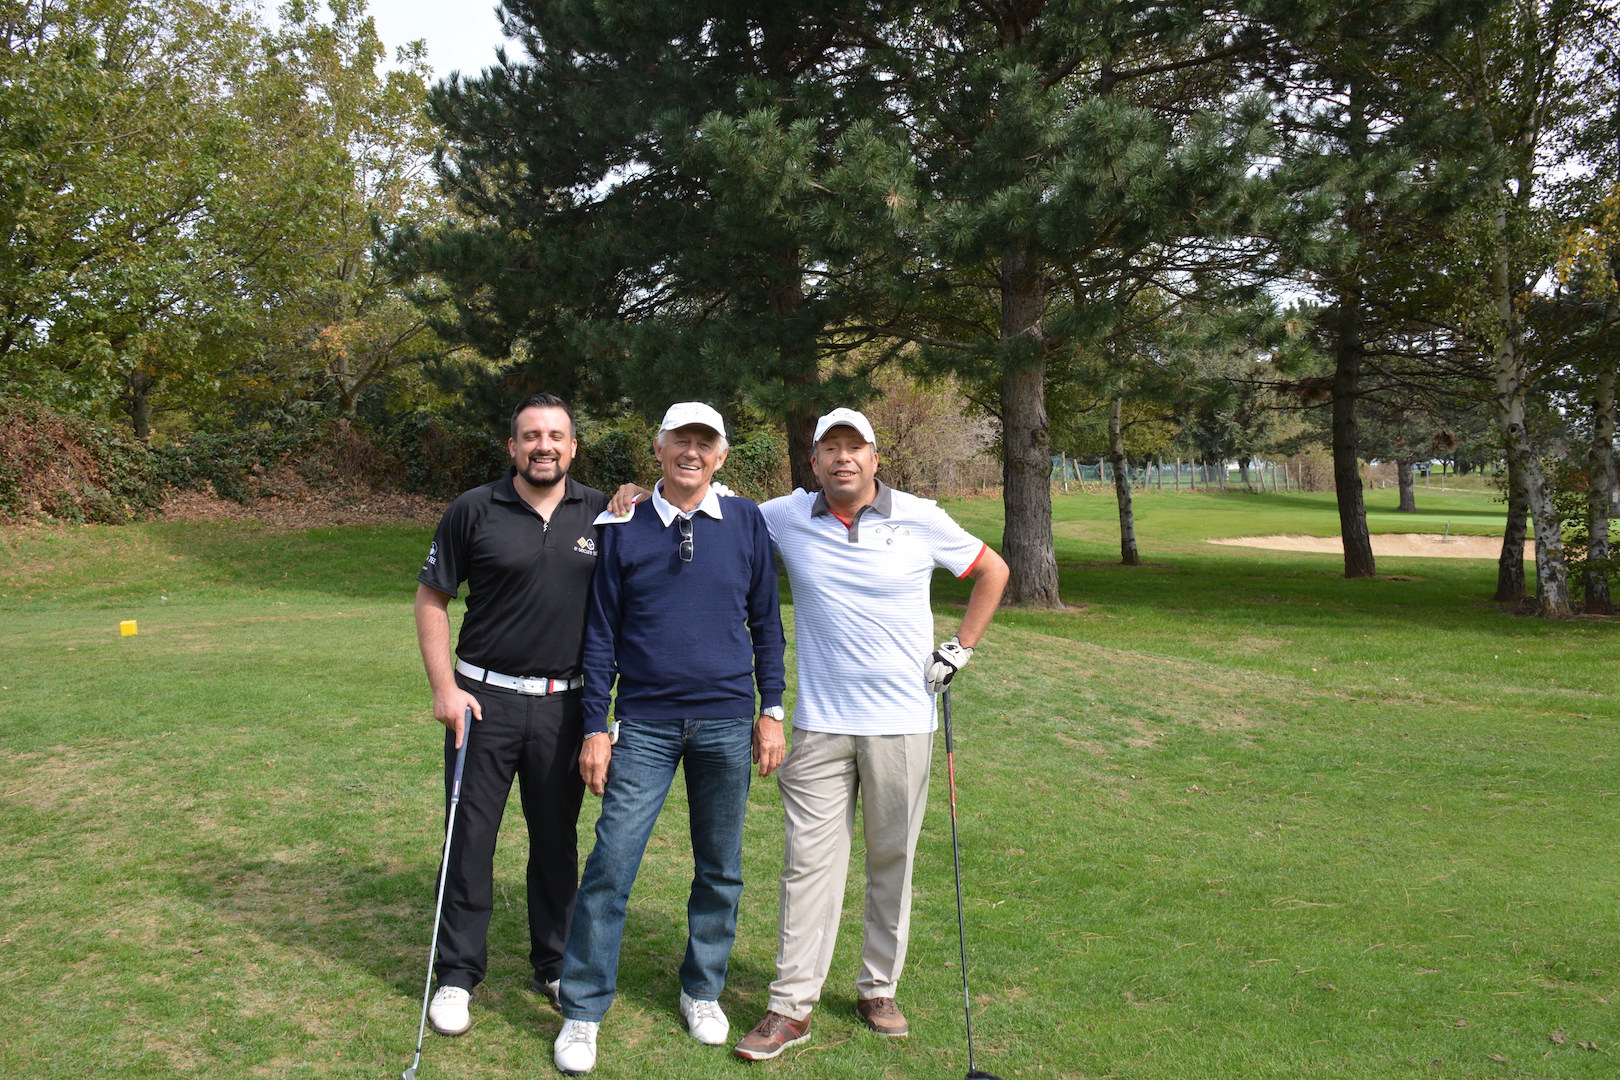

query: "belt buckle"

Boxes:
[516, 675, 547, 695]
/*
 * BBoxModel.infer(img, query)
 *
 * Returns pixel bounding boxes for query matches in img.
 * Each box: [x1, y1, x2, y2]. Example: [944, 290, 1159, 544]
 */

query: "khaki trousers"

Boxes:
[767, 729, 933, 1020]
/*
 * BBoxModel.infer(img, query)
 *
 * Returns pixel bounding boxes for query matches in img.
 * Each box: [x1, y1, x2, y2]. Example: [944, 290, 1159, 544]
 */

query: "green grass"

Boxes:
[1, 488, 1615, 1080]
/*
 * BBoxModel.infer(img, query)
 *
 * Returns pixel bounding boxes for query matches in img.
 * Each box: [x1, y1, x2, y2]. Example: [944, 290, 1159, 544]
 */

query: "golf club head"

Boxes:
[402, 1067, 417, 1080]
[966, 1071, 1004, 1080]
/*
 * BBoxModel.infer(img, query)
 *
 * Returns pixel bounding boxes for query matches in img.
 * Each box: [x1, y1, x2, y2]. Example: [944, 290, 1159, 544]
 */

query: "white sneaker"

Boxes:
[678, 990, 729, 1045]
[553, 1018, 599, 1074]
[428, 985, 471, 1036]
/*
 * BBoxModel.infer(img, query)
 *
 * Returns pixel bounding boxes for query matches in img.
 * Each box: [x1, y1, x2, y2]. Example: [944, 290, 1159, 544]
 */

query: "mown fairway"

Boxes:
[1, 486, 1615, 1080]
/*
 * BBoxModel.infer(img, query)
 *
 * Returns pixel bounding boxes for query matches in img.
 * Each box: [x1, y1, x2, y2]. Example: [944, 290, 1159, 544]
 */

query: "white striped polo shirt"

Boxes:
[759, 482, 988, 735]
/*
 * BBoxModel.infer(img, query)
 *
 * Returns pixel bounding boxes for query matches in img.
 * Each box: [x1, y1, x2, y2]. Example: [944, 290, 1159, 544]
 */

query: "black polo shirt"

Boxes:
[418, 471, 608, 678]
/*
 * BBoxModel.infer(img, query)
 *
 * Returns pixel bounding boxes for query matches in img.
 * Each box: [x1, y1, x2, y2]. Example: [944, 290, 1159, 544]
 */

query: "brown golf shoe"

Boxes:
[733, 1010, 812, 1061]
[856, 996, 909, 1037]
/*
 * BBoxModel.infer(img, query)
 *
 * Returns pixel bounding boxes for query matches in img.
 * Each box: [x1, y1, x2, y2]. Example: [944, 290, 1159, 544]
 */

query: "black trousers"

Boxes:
[435, 674, 587, 990]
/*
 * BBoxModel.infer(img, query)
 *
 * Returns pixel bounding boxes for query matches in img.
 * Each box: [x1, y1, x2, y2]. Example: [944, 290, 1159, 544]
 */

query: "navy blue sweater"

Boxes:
[581, 496, 785, 733]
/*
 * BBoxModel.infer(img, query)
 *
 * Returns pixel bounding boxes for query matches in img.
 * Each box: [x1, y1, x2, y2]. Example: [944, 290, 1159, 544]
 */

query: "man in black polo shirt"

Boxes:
[414, 392, 608, 1037]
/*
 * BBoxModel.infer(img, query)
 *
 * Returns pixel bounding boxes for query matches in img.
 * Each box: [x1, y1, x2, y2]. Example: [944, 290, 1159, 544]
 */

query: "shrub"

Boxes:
[572, 415, 657, 494]
[377, 413, 505, 499]
[150, 428, 312, 502]
[0, 397, 161, 523]
[859, 369, 998, 495]
[1284, 450, 1337, 493]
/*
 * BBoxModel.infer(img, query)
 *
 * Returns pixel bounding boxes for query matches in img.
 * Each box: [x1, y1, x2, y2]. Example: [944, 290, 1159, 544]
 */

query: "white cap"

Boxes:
[813, 407, 876, 447]
[659, 401, 726, 440]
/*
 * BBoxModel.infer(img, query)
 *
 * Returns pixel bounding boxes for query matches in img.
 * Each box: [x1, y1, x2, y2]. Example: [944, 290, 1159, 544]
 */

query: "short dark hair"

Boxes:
[510, 393, 575, 441]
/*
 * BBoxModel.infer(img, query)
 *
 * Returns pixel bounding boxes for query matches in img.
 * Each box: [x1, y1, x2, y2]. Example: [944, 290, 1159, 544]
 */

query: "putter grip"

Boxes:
[449, 705, 472, 802]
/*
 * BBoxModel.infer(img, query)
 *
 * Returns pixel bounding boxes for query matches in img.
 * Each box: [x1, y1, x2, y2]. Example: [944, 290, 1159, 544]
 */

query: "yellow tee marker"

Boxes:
[119, 620, 138, 637]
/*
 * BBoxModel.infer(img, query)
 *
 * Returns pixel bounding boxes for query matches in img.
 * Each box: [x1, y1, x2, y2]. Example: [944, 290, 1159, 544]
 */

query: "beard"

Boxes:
[519, 455, 567, 489]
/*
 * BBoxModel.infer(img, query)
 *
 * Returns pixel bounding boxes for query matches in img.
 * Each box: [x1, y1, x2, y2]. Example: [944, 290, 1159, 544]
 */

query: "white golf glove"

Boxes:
[924, 636, 973, 694]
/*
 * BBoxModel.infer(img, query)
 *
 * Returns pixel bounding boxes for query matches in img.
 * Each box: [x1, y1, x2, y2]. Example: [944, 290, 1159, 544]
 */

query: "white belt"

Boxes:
[456, 659, 583, 696]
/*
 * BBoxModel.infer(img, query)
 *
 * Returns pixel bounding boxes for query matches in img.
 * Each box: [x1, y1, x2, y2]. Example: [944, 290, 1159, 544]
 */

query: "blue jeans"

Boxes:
[559, 715, 754, 1022]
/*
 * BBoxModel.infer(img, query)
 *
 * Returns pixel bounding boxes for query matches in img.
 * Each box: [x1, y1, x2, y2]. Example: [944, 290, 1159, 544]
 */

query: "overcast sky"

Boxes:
[366, 0, 515, 80]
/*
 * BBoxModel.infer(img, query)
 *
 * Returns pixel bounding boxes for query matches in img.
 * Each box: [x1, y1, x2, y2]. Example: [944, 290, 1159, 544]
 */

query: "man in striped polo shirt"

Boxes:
[733, 407, 1009, 1061]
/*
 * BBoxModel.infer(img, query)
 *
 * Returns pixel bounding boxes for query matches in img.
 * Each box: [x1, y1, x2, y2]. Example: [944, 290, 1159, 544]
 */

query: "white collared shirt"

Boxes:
[649, 479, 724, 524]
[759, 485, 986, 735]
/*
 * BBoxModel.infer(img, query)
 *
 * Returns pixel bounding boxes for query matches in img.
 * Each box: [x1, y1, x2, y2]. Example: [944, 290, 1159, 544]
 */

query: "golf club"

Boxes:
[403, 706, 473, 1080]
[943, 687, 1003, 1080]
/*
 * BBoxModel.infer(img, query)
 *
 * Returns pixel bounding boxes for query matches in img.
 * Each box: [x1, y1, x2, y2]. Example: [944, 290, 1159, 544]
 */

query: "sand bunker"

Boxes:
[1210, 533, 1532, 559]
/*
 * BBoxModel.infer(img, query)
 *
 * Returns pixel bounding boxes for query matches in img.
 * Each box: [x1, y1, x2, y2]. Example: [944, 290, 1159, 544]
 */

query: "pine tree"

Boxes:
[412, 1, 911, 486]
[412, 1, 1285, 602]
[1259, 0, 1504, 578]
[884, 0, 1279, 606]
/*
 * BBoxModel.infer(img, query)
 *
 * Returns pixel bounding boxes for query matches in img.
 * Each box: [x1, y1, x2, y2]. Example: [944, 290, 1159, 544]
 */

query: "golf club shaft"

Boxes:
[944, 688, 980, 1073]
[406, 705, 473, 1079]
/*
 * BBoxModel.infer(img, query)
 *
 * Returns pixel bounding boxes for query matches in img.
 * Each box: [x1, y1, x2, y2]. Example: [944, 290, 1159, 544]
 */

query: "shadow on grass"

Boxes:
[931, 546, 1552, 640]
[160, 820, 788, 1040]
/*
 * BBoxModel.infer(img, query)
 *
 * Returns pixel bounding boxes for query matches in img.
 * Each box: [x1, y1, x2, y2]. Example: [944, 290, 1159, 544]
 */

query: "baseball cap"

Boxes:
[813, 407, 876, 447]
[659, 402, 726, 440]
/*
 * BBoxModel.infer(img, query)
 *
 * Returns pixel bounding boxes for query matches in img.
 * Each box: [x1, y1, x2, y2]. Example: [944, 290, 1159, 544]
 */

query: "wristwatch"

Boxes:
[760, 706, 785, 722]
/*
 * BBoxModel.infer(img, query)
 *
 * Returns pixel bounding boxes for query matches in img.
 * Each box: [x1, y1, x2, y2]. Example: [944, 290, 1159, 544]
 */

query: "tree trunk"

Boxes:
[1489, 213, 1570, 617]
[1498, 401, 1569, 617]
[1496, 453, 1529, 603]
[771, 260, 820, 492]
[333, 347, 359, 416]
[1237, 457, 1252, 491]
[1331, 298, 1376, 578]
[1396, 456, 1417, 512]
[1584, 343, 1616, 614]
[998, 243, 1062, 608]
[338, 368, 360, 417]
[1108, 396, 1138, 566]
[128, 368, 153, 442]
[783, 401, 817, 492]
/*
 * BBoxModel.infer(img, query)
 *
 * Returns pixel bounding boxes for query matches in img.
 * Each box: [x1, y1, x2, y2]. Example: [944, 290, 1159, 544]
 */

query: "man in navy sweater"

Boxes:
[553, 402, 786, 1076]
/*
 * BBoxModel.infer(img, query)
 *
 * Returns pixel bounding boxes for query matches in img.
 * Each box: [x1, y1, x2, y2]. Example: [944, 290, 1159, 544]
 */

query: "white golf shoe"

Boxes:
[428, 985, 472, 1036]
[678, 990, 729, 1045]
[553, 1018, 599, 1074]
